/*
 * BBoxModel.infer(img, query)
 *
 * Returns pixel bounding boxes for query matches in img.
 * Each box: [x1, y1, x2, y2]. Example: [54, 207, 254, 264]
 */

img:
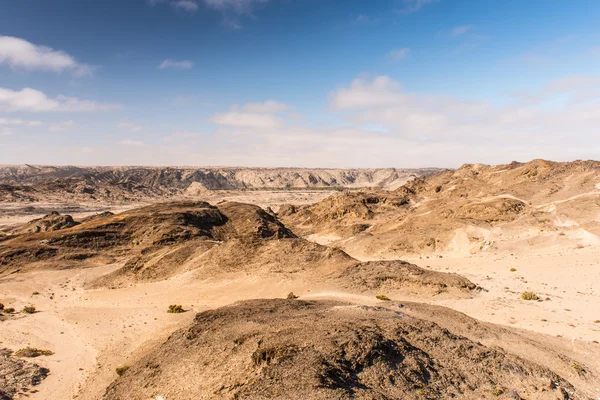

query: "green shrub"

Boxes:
[14, 347, 54, 358]
[23, 305, 36, 314]
[116, 365, 130, 376]
[167, 304, 184, 314]
[521, 292, 539, 301]
[376, 294, 391, 301]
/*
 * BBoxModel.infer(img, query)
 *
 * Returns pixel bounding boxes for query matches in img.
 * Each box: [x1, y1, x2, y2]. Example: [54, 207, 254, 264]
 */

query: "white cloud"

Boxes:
[120, 139, 145, 146]
[159, 59, 193, 69]
[329, 75, 600, 146]
[0, 118, 43, 126]
[211, 111, 281, 128]
[242, 100, 289, 113]
[118, 122, 144, 132]
[387, 48, 411, 61]
[451, 25, 473, 37]
[1, 127, 14, 136]
[49, 120, 75, 132]
[203, 0, 271, 14]
[210, 100, 289, 128]
[0, 87, 119, 112]
[147, 0, 199, 12]
[398, 0, 439, 14]
[173, 0, 199, 12]
[0, 36, 93, 76]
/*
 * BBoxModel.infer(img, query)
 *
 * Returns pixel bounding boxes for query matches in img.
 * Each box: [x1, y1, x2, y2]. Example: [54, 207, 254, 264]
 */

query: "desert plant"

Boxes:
[116, 365, 130, 376]
[286, 292, 299, 299]
[14, 347, 54, 358]
[32, 292, 40, 295]
[572, 363, 586, 375]
[509, 268, 517, 272]
[376, 294, 391, 301]
[4, 307, 15, 314]
[490, 386, 505, 396]
[0, 303, 4, 310]
[23, 305, 36, 314]
[521, 292, 539, 301]
[167, 304, 184, 314]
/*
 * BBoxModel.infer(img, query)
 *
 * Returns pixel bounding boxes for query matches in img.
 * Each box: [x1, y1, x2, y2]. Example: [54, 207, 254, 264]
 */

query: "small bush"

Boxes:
[521, 292, 539, 301]
[32, 292, 40, 296]
[4, 307, 15, 314]
[116, 365, 130, 376]
[376, 294, 391, 301]
[572, 363, 586, 375]
[286, 292, 299, 300]
[167, 304, 184, 314]
[490, 386, 505, 396]
[0, 303, 4, 310]
[14, 347, 54, 358]
[23, 305, 36, 314]
[509, 268, 517, 272]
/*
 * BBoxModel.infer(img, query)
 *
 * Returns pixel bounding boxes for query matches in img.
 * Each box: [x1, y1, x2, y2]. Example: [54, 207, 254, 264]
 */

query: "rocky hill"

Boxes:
[281, 159, 600, 258]
[0, 165, 441, 202]
[103, 299, 588, 400]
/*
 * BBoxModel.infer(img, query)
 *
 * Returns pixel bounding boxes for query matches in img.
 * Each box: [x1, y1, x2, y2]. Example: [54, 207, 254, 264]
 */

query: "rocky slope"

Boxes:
[281, 159, 600, 257]
[0, 165, 441, 202]
[103, 299, 589, 400]
[0, 202, 477, 298]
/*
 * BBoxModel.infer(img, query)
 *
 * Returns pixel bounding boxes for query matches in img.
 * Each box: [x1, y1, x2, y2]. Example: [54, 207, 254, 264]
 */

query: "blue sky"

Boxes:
[1, 0, 600, 167]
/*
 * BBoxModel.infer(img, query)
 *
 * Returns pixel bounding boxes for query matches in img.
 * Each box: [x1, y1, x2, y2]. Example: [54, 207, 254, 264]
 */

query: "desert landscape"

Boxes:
[0, 160, 599, 399]
[2, 1, 600, 398]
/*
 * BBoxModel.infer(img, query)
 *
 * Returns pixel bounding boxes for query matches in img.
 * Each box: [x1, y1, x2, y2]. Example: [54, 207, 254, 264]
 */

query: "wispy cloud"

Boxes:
[0, 87, 120, 112]
[120, 139, 145, 146]
[0, 36, 94, 76]
[451, 25, 472, 37]
[387, 47, 411, 61]
[49, 120, 75, 132]
[397, 0, 439, 14]
[117, 122, 144, 132]
[159, 59, 193, 69]
[147, 0, 199, 13]
[210, 100, 289, 129]
[0, 118, 42, 126]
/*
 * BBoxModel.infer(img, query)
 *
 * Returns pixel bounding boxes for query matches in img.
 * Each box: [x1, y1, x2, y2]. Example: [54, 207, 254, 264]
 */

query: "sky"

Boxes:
[1, 0, 600, 168]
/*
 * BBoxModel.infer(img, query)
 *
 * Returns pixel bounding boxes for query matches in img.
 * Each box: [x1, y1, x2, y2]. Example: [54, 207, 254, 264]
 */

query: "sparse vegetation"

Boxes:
[286, 292, 299, 299]
[0, 302, 4, 310]
[521, 292, 539, 301]
[167, 304, 184, 314]
[509, 268, 517, 272]
[4, 307, 15, 314]
[490, 386, 505, 396]
[14, 347, 54, 358]
[376, 294, 391, 301]
[32, 292, 40, 295]
[116, 365, 130, 376]
[23, 305, 36, 314]
[572, 363, 586, 375]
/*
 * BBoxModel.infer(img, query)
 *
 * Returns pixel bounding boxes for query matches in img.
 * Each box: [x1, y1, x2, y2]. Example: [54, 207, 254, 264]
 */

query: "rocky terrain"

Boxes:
[0, 165, 441, 203]
[0, 160, 599, 399]
[104, 299, 588, 400]
[0, 202, 476, 298]
[0, 348, 48, 399]
[281, 159, 600, 258]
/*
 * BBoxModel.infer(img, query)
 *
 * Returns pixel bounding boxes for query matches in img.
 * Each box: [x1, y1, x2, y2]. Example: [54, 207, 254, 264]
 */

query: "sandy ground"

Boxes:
[2, 244, 599, 399]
